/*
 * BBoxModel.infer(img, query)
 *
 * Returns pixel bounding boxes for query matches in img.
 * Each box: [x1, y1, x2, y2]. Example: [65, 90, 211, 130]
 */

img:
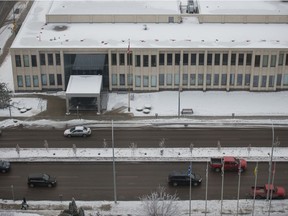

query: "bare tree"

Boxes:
[140, 186, 181, 216]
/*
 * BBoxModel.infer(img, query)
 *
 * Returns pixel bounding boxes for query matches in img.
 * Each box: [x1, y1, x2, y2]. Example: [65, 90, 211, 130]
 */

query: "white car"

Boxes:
[64, 126, 91, 137]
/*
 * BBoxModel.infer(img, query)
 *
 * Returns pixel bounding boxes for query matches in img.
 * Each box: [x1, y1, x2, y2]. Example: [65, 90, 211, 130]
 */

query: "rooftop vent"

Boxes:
[53, 25, 68, 31]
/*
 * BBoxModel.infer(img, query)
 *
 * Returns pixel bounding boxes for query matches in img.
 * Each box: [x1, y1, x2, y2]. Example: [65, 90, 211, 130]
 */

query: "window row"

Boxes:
[15, 53, 61, 67]
[111, 73, 288, 88]
[17, 74, 63, 88]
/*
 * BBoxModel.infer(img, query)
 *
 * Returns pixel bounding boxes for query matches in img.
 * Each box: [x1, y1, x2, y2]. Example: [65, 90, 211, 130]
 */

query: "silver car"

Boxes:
[64, 126, 91, 137]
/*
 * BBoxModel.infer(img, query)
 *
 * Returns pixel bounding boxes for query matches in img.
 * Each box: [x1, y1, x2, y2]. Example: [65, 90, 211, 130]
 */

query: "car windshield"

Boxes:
[190, 173, 195, 179]
[42, 174, 50, 180]
[70, 127, 76, 132]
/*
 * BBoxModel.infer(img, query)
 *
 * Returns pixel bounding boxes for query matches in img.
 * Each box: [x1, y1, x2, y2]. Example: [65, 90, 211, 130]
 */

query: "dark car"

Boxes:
[28, 173, 57, 188]
[168, 171, 202, 187]
[0, 160, 10, 173]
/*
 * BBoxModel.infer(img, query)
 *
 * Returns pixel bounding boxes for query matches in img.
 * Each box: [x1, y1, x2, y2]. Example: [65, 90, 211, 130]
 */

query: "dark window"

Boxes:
[277, 74, 282, 86]
[47, 54, 53, 65]
[207, 54, 212, 65]
[238, 54, 244, 66]
[159, 74, 165, 85]
[31, 55, 37, 67]
[55, 54, 61, 65]
[127, 53, 133, 66]
[215, 54, 220, 65]
[159, 54, 165, 65]
[286, 54, 288, 65]
[222, 54, 228, 65]
[175, 53, 180, 65]
[119, 54, 125, 65]
[270, 55, 276, 67]
[112, 54, 117, 65]
[199, 54, 204, 65]
[246, 54, 252, 66]
[23, 55, 29, 67]
[49, 74, 55, 85]
[40, 54, 46, 65]
[143, 55, 149, 67]
[167, 53, 172, 65]
[57, 74, 62, 85]
[191, 54, 196, 65]
[278, 54, 284, 66]
[17, 75, 23, 87]
[151, 55, 157, 67]
[254, 55, 261, 67]
[231, 53, 236, 65]
[15, 55, 21, 67]
[136, 55, 141, 67]
[183, 54, 188, 65]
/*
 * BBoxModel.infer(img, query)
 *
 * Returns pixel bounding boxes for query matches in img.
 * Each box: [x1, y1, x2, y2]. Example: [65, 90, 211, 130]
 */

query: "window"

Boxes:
[254, 55, 261, 67]
[238, 54, 244, 66]
[15, 55, 21, 67]
[159, 74, 165, 86]
[33, 75, 39, 87]
[230, 74, 235, 85]
[214, 74, 219, 86]
[231, 54, 236, 65]
[245, 74, 250, 86]
[270, 55, 276, 67]
[206, 74, 211, 85]
[183, 54, 188, 65]
[198, 74, 204, 85]
[182, 74, 188, 85]
[49, 74, 55, 85]
[237, 74, 243, 86]
[119, 54, 125, 65]
[127, 53, 133, 66]
[128, 74, 133, 86]
[276, 74, 282, 86]
[48, 54, 53, 65]
[159, 54, 165, 65]
[31, 55, 37, 67]
[262, 55, 268, 67]
[199, 54, 204, 65]
[190, 74, 196, 85]
[167, 54, 172, 65]
[191, 53, 196, 65]
[40, 54, 46, 65]
[278, 54, 284, 66]
[136, 55, 141, 67]
[55, 54, 61, 65]
[246, 54, 252, 66]
[253, 75, 259, 87]
[57, 74, 62, 85]
[283, 74, 288, 86]
[112, 74, 117, 86]
[143, 75, 149, 87]
[174, 74, 179, 86]
[286, 54, 288, 65]
[151, 55, 157, 67]
[221, 74, 227, 85]
[143, 55, 149, 67]
[120, 74, 125, 86]
[25, 75, 31, 87]
[41, 74, 47, 86]
[112, 54, 117, 65]
[207, 54, 212, 65]
[166, 74, 172, 85]
[23, 55, 29, 67]
[215, 54, 220, 65]
[269, 75, 274, 87]
[175, 54, 180, 65]
[168, 17, 174, 23]
[222, 54, 228, 65]
[17, 75, 23, 87]
[151, 75, 157, 87]
[135, 75, 141, 87]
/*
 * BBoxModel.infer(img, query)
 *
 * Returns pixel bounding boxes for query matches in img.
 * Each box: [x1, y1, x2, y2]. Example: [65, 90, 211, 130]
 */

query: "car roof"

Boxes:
[75, 126, 85, 130]
[28, 173, 46, 178]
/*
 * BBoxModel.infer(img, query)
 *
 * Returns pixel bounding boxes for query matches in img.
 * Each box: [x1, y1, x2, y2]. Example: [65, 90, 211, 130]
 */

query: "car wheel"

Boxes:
[193, 182, 199, 186]
[67, 134, 71, 138]
[1, 169, 6, 173]
[48, 184, 52, 188]
[29, 183, 34, 188]
[173, 182, 178, 187]
[215, 168, 221, 172]
[83, 134, 87, 137]
[255, 195, 262, 199]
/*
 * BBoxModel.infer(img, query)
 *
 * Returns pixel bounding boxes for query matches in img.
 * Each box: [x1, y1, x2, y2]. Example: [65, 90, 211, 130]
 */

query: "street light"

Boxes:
[112, 120, 117, 203]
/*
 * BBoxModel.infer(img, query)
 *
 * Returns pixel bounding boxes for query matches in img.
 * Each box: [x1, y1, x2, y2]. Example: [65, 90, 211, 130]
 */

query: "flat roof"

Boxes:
[66, 75, 102, 97]
[11, 1, 288, 49]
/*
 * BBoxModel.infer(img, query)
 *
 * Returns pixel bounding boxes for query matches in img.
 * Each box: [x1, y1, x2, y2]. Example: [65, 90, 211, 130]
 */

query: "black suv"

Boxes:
[28, 173, 57, 188]
[0, 160, 10, 173]
[168, 171, 202, 187]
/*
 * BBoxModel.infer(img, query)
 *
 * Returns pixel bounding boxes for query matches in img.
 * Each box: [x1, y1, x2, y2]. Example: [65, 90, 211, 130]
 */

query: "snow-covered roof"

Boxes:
[66, 75, 102, 97]
[11, 0, 288, 49]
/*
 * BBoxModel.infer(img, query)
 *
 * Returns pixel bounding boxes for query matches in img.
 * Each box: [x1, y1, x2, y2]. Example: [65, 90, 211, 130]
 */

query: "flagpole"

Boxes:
[236, 158, 241, 216]
[220, 160, 224, 216]
[252, 161, 258, 216]
[204, 161, 208, 216]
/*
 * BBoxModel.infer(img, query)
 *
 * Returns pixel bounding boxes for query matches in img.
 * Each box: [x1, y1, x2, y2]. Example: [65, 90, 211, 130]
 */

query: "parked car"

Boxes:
[0, 160, 10, 173]
[250, 184, 286, 199]
[168, 171, 202, 187]
[64, 126, 91, 137]
[28, 173, 57, 188]
[210, 156, 247, 172]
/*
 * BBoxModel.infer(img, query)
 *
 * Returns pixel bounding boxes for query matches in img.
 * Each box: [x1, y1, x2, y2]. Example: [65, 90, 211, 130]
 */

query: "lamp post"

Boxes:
[266, 122, 274, 200]
[112, 120, 117, 203]
[177, 61, 182, 118]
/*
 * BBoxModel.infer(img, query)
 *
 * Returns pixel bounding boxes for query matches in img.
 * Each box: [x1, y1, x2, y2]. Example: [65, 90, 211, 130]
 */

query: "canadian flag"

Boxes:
[127, 39, 131, 54]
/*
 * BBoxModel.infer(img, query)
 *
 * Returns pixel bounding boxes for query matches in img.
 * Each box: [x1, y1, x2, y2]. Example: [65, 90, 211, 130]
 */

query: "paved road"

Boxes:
[1, 127, 287, 148]
[0, 162, 287, 201]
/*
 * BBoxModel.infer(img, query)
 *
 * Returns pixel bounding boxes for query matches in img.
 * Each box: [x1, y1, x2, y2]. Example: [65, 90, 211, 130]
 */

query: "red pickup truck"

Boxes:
[210, 156, 247, 172]
[250, 184, 286, 199]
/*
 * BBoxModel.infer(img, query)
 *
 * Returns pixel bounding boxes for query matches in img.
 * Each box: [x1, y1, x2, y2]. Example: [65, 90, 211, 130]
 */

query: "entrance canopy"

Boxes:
[66, 75, 102, 113]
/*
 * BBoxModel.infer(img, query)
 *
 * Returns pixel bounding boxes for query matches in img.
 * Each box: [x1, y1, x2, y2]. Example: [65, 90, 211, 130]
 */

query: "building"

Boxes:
[10, 0, 288, 112]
